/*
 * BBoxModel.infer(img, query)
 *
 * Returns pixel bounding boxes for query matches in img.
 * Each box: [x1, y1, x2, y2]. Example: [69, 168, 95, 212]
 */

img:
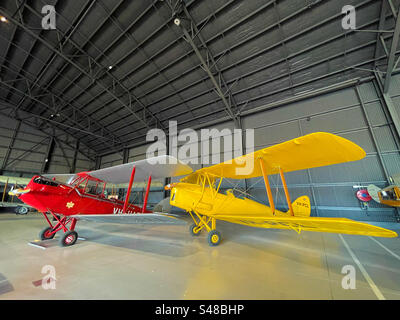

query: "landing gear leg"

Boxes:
[189, 212, 222, 246]
[41, 211, 79, 247]
[189, 223, 201, 236]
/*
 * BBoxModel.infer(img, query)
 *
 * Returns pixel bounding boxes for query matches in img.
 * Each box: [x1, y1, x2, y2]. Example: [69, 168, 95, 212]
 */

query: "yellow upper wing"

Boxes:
[183, 132, 365, 181]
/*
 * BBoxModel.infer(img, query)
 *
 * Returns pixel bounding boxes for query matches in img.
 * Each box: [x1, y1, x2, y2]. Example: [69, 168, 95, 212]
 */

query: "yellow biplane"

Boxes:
[166, 132, 398, 246]
[367, 173, 400, 208]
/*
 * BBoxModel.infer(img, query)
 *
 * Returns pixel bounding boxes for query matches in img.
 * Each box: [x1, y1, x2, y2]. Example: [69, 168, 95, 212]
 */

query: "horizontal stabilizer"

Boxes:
[212, 215, 397, 238]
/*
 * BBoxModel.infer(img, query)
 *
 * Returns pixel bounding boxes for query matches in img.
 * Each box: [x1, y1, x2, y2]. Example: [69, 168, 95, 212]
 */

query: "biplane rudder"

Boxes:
[290, 196, 311, 217]
[367, 184, 381, 203]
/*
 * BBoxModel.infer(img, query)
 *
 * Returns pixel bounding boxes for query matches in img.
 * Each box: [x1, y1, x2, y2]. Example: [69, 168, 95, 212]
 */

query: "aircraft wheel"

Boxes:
[39, 227, 55, 240]
[189, 223, 201, 236]
[59, 231, 78, 247]
[207, 230, 222, 246]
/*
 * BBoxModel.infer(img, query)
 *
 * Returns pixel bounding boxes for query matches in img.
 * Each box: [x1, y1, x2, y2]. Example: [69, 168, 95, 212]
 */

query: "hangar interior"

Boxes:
[1, 0, 400, 300]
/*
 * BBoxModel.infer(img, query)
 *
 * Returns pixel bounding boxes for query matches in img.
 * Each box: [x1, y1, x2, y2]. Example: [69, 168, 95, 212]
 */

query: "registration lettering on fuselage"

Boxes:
[113, 207, 137, 214]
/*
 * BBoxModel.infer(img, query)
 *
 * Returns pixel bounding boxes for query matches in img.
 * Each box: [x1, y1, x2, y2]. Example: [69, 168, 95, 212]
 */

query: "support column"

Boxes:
[1, 120, 21, 173]
[94, 155, 101, 170]
[41, 136, 55, 174]
[164, 134, 171, 199]
[70, 140, 80, 173]
[122, 148, 129, 164]
[375, 72, 400, 142]
[383, 3, 400, 93]
[355, 85, 390, 181]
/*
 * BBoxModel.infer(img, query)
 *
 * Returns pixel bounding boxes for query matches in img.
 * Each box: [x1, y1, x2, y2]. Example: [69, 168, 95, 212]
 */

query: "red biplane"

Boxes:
[9, 155, 192, 246]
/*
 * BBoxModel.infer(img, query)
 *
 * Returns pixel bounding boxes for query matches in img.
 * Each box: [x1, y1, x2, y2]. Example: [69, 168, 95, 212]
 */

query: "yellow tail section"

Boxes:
[291, 196, 311, 217]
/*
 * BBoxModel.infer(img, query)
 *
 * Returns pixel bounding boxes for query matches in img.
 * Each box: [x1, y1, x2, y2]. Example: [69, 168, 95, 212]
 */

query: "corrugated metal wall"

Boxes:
[0, 114, 94, 176]
[100, 75, 400, 222]
[242, 78, 400, 222]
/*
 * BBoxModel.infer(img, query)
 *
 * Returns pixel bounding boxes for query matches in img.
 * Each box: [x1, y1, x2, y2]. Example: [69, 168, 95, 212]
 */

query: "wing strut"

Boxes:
[102, 182, 107, 195]
[142, 175, 152, 213]
[123, 165, 136, 213]
[258, 158, 275, 214]
[279, 168, 294, 216]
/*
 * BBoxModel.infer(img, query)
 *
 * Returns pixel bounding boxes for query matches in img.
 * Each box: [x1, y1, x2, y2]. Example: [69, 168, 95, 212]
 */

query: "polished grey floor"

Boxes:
[0, 212, 399, 299]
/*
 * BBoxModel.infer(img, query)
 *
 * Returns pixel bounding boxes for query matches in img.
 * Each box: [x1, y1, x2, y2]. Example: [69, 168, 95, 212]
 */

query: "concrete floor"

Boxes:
[0, 212, 400, 300]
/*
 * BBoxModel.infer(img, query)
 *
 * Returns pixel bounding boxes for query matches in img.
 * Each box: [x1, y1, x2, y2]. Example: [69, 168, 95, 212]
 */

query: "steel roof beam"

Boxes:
[375, 71, 400, 139]
[0, 103, 96, 162]
[177, 1, 242, 126]
[383, 3, 400, 92]
[3, 0, 62, 104]
[6, 136, 50, 170]
[42, 0, 160, 113]
[0, 120, 21, 172]
[95, 53, 397, 154]
[24, 0, 128, 114]
[86, 15, 386, 145]
[0, 58, 124, 152]
[51, 0, 258, 124]
[0, 4, 162, 133]
[0, 96, 97, 162]
[374, 0, 389, 68]
[0, 21, 125, 151]
[42, 0, 197, 131]
[133, 0, 371, 104]
[82, 0, 377, 131]
[22, 0, 164, 130]
[94, 53, 384, 153]
[12, 0, 93, 113]
[0, 0, 25, 76]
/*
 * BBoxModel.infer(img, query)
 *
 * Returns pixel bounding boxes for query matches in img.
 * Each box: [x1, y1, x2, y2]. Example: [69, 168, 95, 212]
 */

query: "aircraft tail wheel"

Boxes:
[207, 230, 222, 246]
[60, 231, 78, 247]
[189, 223, 201, 236]
[39, 226, 56, 240]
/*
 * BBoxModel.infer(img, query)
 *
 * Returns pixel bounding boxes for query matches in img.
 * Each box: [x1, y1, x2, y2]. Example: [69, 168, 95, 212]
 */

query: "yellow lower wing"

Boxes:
[213, 215, 397, 238]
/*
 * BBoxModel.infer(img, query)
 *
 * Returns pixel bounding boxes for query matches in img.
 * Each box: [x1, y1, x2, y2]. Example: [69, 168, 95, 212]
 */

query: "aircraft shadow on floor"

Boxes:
[0, 273, 14, 296]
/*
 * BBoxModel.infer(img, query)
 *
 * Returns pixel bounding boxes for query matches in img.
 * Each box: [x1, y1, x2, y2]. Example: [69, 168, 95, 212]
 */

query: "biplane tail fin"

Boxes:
[291, 196, 311, 217]
[367, 184, 381, 203]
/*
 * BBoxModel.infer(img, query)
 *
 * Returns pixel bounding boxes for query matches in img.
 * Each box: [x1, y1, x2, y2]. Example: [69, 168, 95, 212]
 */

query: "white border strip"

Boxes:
[28, 242, 46, 250]
[338, 234, 385, 300]
[369, 237, 400, 261]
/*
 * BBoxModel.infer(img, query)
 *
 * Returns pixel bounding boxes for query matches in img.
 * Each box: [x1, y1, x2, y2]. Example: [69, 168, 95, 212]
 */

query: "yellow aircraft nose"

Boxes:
[8, 188, 30, 196]
[164, 183, 177, 190]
